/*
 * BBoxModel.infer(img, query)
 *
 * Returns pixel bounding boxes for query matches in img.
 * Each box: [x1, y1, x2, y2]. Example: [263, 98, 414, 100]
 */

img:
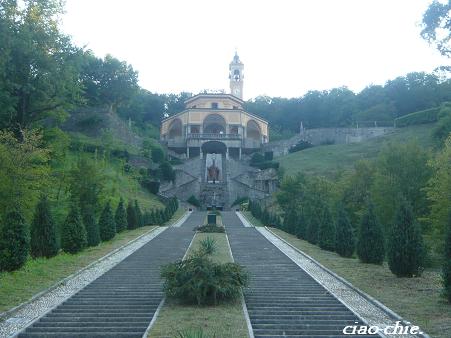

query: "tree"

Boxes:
[159, 161, 175, 182]
[318, 206, 335, 252]
[61, 205, 87, 254]
[99, 201, 116, 241]
[30, 195, 58, 258]
[357, 202, 385, 264]
[283, 210, 298, 235]
[127, 201, 138, 230]
[151, 147, 165, 163]
[335, 205, 355, 258]
[0, 210, 30, 271]
[134, 200, 143, 227]
[115, 198, 128, 232]
[83, 206, 100, 247]
[388, 199, 424, 277]
[0, 0, 83, 132]
[305, 213, 320, 245]
[80, 53, 139, 113]
[443, 212, 451, 303]
[421, 1, 451, 57]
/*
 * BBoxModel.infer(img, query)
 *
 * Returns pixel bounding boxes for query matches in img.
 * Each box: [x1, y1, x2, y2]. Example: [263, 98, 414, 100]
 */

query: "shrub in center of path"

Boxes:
[194, 224, 225, 233]
[161, 253, 249, 306]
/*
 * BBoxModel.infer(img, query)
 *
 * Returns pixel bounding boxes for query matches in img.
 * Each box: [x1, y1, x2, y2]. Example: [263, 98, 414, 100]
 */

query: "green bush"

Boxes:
[114, 197, 128, 232]
[306, 213, 320, 245]
[177, 329, 213, 338]
[127, 201, 138, 230]
[250, 152, 265, 166]
[388, 199, 424, 277]
[357, 202, 385, 264]
[0, 210, 30, 271]
[318, 207, 335, 251]
[30, 195, 59, 258]
[187, 195, 201, 208]
[82, 205, 100, 247]
[289, 140, 313, 153]
[61, 205, 87, 254]
[394, 106, 440, 127]
[335, 205, 355, 258]
[151, 147, 165, 163]
[231, 196, 249, 207]
[134, 200, 143, 227]
[159, 161, 175, 182]
[194, 224, 225, 233]
[161, 255, 249, 305]
[198, 237, 217, 255]
[99, 201, 116, 241]
[443, 212, 451, 303]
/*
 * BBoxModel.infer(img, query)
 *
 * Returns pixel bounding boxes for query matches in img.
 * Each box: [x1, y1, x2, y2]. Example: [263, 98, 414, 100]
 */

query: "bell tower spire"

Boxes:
[229, 51, 244, 99]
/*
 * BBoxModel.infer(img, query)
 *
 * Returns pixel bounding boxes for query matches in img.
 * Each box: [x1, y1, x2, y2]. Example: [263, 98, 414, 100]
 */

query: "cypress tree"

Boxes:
[127, 201, 138, 230]
[0, 210, 30, 271]
[283, 210, 297, 235]
[295, 209, 307, 239]
[443, 211, 451, 303]
[83, 206, 100, 247]
[357, 202, 385, 264]
[115, 198, 128, 232]
[159, 209, 166, 223]
[61, 205, 87, 254]
[335, 205, 355, 258]
[134, 200, 143, 227]
[306, 213, 320, 244]
[99, 201, 116, 241]
[318, 206, 335, 251]
[388, 199, 424, 277]
[30, 196, 59, 258]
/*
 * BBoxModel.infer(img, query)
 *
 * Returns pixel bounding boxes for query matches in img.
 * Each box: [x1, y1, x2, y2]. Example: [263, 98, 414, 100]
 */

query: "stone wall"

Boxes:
[264, 127, 395, 157]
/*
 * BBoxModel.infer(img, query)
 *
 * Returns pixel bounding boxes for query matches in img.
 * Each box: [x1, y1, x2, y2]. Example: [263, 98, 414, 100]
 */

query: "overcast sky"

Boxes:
[61, 0, 450, 99]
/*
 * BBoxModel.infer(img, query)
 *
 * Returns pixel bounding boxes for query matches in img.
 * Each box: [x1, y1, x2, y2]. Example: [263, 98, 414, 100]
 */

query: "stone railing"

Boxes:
[187, 133, 242, 140]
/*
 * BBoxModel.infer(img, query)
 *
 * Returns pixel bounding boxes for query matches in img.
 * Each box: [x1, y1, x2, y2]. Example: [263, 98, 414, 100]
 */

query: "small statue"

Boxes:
[207, 158, 220, 183]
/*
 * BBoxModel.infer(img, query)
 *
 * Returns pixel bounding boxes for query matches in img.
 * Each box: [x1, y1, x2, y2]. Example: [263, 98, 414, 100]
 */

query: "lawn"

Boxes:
[0, 225, 157, 314]
[148, 232, 249, 338]
[278, 124, 436, 177]
[269, 227, 451, 338]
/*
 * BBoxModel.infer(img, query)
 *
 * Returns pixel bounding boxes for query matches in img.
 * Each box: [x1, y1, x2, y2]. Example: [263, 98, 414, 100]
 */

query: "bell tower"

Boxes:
[229, 52, 244, 99]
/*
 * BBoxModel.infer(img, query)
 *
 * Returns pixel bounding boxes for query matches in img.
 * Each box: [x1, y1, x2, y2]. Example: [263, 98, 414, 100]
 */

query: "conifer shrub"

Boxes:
[283, 210, 297, 235]
[127, 201, 138, 229]
[161, 252, 249, 305]
[115, 197, 128, 232]
[443, 212, 451, 303]
[194, 224, 225, 233]
[30, 196, 59, 258]
[0, 211, 30, 271]
[318, 206, 335, 251]
[335, 205, 355, 258]
[83, 206, 100, 247]
[134, 200, 143, 227]
[306, 213, 320, 245]
[295, 210, 307, 239]
[61, 205, 87, 254]
[357, 202, 385, 264]
[388, 199, 424, 277]
[99, 201, 116, 241]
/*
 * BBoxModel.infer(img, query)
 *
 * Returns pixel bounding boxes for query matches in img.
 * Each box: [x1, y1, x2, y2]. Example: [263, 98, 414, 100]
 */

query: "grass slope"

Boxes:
[270, 228, 451, 338]
[149, 232, 249, 338]
[279, 124, 436, 176]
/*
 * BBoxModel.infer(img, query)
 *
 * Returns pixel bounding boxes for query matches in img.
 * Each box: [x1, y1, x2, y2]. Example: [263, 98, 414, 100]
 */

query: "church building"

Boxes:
[160, 53, 269, 159]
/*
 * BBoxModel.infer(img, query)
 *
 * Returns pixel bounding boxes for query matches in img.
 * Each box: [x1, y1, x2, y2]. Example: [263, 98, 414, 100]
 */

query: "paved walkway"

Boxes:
[222, 211, 379, 338]
[16, 212, 205, 338]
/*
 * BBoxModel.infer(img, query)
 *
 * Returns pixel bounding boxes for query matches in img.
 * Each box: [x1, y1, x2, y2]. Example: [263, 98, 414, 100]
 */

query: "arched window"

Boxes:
[247, 120, 261, 141]
[203, 114, 226, 134]
[168, 119, 182, 139]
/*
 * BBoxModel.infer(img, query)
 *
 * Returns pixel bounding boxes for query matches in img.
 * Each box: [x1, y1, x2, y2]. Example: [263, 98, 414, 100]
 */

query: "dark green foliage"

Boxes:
[0, 211, 30, 271]
[99, 201, 116, 242]
[114, 198, 127, 232]
[161, 254, 249, 305]
[357, 203, 385, 264]
[61, 205, 87, 254]
[134, 200, 143, 227]
[30, 196, 59, 258]
[194, 224, 225, 233]
[306, 213, 320, 245]
[335, 205, 355, 258]
[151, 147, 165, 163]
[318, 206, 335, 251]
[250, 153, 265, 166]
[283, 210, 298, 235]
[159, 209, 167, 223]
[264, 151, 274, 161]
[231, 196, 249, 207]
[443, 212, 451, 303]
[159, 161, 175, 182]
[82, 205, 100, 247]
[388, 199, 424, 277]
[126, 201, 138, 230]
[140, 178, 160, 194]
[295, 210, 307, 239]
[394, 106, 440, 127]
[198, 237, 217, 255]
[187, 195, 201, 207]
[289, 140, 313, 153]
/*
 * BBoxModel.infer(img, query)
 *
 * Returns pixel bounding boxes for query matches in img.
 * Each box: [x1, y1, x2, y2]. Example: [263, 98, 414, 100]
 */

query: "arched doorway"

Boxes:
[247, 120, 261, 141]
[168, 118, 182, 139]
[203, 114, 226, 134]
[201, 141, 227, 154]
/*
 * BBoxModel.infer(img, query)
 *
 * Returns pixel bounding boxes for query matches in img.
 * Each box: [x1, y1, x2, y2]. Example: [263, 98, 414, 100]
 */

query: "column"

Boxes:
[239, 147, 242, 160]
[186, 147, 190, 159]
[226, 147, 229, 160]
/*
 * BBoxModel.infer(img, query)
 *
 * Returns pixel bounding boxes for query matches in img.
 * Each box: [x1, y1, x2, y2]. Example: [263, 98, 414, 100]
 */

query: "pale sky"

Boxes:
[61, 0, 450, 99]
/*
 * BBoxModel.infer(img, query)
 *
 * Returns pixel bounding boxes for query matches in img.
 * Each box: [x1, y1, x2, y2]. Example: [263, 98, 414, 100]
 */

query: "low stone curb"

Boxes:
[261, 226, 430, 338]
